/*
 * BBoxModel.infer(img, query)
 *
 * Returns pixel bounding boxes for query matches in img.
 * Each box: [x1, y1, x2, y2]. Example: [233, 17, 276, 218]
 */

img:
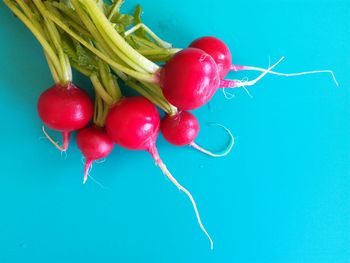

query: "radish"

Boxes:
[38, 83, 94, 151]
[161, 111, 234, 157]
[190, 36, 339, 86]
[76, 126, 114, 184]
[105, 96, 214, 249]
[160, 48, 284, 110]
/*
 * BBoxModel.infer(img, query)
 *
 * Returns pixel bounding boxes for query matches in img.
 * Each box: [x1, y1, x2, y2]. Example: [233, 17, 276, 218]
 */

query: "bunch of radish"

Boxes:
[4, 0, 337, 249]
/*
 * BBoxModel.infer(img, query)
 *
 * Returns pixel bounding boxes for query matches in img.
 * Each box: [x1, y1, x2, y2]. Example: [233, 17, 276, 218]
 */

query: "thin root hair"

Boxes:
[234, 57, 339, 87]
[190, 123, 235, 157]
[41, 126, 67, 152]
[234, 56, 285, 88]
[157, 161, 214, 250]
[222, 88, 235, 99]
[89, 174, 110, 190]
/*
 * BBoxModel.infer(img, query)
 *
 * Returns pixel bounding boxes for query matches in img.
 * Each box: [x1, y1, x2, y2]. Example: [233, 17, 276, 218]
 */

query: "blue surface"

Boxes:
[0, 0, 349, 262]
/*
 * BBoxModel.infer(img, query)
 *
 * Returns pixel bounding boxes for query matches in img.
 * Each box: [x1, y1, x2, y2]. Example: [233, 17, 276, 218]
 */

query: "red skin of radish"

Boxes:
[76, 126, 114, 184]
[160, 48, 220, 110]
[161, 111, 199, 146]
[190, 36, 232, 79]
[105, 96, 160, 151]
[37, 83, 93, 150]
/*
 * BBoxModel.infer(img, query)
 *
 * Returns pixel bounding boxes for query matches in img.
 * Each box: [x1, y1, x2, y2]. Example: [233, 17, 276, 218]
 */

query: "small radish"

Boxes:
[38, 83, 93, 151]
[190, 36, 339, 86]
[105, 96, 214, 249]
[160, 48, 283, 110]
[76, 126, 114, 184]
[161, 111, 234, 157]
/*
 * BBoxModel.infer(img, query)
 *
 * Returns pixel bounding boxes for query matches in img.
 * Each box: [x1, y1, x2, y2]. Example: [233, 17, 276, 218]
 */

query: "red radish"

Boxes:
[160, 48, 284, 110]
[38, 83, 93, 151]
[160, 48, 220, 110]
[190, 36, 232, 79]
[105, 96, 214, 249]
[161, 111, 199, 146]
[161, 111, 234, 157]
[76, 126, 114, 184]
[190, 36, 339, 86]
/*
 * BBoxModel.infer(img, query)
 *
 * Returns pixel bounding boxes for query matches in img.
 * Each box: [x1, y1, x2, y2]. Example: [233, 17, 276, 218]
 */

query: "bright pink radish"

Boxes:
[161, 111, 199, 146]
[76, 126, 114, 184]
[190, 36, 232, 78]
[160, 48, 220, 110]
[190, 36, 339, 86]
[37, 83, 93, 151]
[105, 96, 214, 249]
[160, 48, 283, 110]
[161, 111, 234, 157]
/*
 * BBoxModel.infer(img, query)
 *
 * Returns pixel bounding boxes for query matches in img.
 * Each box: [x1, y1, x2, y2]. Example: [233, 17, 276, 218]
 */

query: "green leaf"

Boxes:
[75, 42, 98, 71]
[110, 13, 134, 28]
[61, 38, 78, 63]
[133, 5, 142, 25]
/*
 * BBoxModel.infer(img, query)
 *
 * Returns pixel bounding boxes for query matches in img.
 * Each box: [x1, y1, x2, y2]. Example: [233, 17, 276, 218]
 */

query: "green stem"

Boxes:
[70, 61, 93, 76]
[4, 0, 63, 83]
[45, 2, 92, 39]
[43, 7, 158, 83]
[109, 74, 122, 101]
[90, 74, 115, 105]
[126, 80, 169, 113]
[94, 94, 105, 127]
[128, 35, 160, 49]
[138, 48, 181, 56]
[107, 0, 123, 20]
[45, 53, 60, 84]
[101, 101, 110, 125]
[33, 0, 71, 84]
[71, 0, 146, 74]
[98, 60, 119, 101]
[124, 23, 172, 49]
[51, 1, 85, 26]
[81, 0, 159, 73]
[43, 19, 71, 84]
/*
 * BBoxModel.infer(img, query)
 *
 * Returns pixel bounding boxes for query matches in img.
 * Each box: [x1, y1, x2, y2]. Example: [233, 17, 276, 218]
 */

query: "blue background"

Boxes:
[0, 0, 349, 262]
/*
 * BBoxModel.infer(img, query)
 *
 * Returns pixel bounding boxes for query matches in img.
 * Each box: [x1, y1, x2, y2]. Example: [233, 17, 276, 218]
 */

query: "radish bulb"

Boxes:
[76, 126, 114, 184]
[38, 83, 94, 151]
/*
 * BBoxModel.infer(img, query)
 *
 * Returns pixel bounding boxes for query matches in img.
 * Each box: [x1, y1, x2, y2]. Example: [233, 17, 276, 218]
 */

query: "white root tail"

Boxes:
[157, 161, 214, 250]
[232, 64, 339, 87]
[233, 56, 285, 88]
[41, 126, 69, 152]
[149, 146, 214, 249]
[219, 56, 285, 89]
[190, 123, 235, 157]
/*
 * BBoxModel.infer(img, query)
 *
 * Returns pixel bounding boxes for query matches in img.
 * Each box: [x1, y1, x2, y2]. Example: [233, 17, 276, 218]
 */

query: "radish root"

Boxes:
[42, 126, 70, 152]
[220, 56, 285, 88]
[83, 159, 93, 184]
[190, 123, 234, 157]
[149, 146, 214, 249]
[231, 64, 339, 87]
